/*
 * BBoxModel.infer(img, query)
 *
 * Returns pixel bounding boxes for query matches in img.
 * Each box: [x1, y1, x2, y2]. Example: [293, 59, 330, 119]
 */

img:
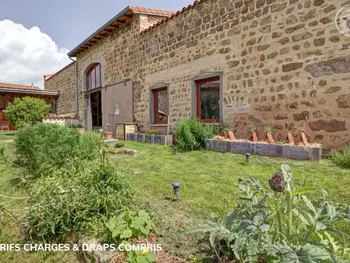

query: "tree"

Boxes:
[6, 97, 51, 128]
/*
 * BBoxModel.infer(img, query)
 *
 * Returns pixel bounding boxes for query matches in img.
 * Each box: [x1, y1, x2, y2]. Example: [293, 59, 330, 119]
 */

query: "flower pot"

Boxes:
[103, 131, 113, 140]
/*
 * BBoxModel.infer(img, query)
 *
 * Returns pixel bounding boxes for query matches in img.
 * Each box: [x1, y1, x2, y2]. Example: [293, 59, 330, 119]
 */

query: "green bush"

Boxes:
[6, 97, 51, 128]
[331, 147, 350, 169]
[78, 131, 103, 160]
[23, 162, 134, 243]
[177, 118, 214, 150]
[15, 123, 80, 174]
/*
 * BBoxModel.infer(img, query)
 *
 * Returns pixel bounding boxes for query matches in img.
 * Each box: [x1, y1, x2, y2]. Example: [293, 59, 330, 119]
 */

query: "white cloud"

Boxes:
[0, 20, 71, 88]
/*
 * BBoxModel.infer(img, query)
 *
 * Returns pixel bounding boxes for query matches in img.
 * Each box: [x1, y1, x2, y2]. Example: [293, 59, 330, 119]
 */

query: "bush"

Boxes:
[15, 123, 80, 174]
[195, 165, 350, 262]
[331, 147, 350, 169]
[23, 162, 134, 243]
[78, 131, 103, 160]
[6, 97, 51, 128]
[177, 118, 214, 150]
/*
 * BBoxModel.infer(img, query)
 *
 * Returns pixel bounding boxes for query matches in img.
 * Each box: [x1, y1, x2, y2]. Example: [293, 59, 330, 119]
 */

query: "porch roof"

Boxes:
[0, 82, 59, 96]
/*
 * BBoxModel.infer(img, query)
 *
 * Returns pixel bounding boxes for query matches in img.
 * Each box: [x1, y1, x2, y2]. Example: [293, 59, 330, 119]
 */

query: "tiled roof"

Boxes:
[0, 82, 59, 95]
[130, 6, 174, 16]
[68, 6, 174, 57]
[141, 0, 204, 34]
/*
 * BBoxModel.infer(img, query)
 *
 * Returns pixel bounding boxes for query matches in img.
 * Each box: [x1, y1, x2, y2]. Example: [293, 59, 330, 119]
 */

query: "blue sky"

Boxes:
[0, 0, 193, 87]
[1, 0, 194, 50]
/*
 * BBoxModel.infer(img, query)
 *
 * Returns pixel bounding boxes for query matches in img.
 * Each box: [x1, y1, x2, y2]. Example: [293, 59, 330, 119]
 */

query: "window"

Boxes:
[195, 76, 221, 123]
[86, 64, 102, 90]
[151, 87, 168, 124]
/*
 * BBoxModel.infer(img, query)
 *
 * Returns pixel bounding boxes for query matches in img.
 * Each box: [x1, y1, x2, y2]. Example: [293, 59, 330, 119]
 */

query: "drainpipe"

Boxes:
[68, 56, 79, 118]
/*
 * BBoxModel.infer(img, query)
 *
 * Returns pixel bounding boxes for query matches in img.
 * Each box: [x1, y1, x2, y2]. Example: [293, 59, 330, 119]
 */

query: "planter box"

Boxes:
[126, 133, 173, 145]
[206, 140, 322, 161]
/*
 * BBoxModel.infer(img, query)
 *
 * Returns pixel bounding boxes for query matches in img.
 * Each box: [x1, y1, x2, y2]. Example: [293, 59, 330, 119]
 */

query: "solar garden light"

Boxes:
[173, 146, 178, 155]
[172, 182, 180, 201]
[245, 153, 251, 163]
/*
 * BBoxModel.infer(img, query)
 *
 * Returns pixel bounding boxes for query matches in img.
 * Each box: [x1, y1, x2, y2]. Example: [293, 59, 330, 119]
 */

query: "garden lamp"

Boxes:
[245, 153, 251, 163]
[174, 146, 178, 155]
[172, 182, 180, 201]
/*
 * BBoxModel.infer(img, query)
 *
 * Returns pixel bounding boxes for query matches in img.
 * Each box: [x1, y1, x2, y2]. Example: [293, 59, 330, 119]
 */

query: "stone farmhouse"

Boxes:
[44, 0, 350, 150]
[0, 82, 59, 130]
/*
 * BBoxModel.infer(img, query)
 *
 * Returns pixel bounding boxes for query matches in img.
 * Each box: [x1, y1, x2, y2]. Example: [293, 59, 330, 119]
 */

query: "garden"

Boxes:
[0, 97, 349, 263]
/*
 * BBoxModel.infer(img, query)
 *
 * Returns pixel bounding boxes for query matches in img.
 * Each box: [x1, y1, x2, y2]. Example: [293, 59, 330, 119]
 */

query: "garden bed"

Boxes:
[205, 139, 322, 161]
[126, 133, 173, 145]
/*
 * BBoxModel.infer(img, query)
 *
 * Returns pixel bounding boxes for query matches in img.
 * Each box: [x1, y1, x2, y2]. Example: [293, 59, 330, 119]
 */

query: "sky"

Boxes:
[0, 0, 193, 88]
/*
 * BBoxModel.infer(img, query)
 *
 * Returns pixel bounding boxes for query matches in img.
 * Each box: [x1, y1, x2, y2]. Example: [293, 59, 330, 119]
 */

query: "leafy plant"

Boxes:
[194, 165, 350, 262]
[14, 123, 80, 174]
[331, 147, 350, 169]
[217, 122, 231, 134]
[264, 126, 272, 133]
[115, 141, 125, 148]
[248, 125, 257, 133]
[78, 131, 103, 160]
[105, 210, 154, 242]
[6, 97, 51, 128]
[23, 162, 134, 242]
[177, 118, 214, 151]
[126, 250, 156, 263]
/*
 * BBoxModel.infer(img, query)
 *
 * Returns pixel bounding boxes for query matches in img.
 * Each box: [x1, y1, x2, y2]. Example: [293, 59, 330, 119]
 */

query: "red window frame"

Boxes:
[86, 64, 102, 91]
[195, 76, 220, 123]
[153, 87, 168, 124]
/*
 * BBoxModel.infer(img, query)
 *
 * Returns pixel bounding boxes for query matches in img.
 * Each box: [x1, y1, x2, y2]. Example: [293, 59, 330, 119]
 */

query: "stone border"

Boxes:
[205, 140, 322, 161]
[126, 133, 173, 145]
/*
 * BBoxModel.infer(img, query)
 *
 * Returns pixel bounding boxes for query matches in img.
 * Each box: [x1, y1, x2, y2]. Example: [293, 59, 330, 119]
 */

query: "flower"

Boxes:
[269, 172, 285, 192]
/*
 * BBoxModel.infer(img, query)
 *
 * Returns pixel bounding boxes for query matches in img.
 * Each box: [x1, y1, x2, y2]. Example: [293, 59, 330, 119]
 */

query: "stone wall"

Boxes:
[44, 62, 79, 116]
[136, 0, 350, 149]
[45, 0, 350, 149]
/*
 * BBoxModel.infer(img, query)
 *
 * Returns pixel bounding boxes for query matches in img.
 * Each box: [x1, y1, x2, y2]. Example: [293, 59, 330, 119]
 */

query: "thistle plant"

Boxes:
[194, 165, 350, 262]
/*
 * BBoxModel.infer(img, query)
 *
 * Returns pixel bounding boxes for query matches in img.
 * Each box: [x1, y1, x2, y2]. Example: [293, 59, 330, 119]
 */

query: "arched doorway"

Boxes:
[86, 63, 102, 128]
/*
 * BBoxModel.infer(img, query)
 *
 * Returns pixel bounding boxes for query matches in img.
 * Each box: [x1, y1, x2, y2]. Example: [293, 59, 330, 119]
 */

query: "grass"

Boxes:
[0, 132, 16, 141]
[1, 140, 349, 262]
[112, 142, 350, 217]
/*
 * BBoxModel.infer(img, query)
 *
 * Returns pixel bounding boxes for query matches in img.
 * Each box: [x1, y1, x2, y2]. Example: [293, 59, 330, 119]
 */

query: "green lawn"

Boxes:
[0, 141, 349, 261]
[0, 132, 16, 141]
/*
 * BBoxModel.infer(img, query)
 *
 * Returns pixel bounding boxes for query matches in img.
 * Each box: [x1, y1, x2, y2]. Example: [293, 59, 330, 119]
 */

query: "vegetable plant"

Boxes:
[194, 165, 350, 262]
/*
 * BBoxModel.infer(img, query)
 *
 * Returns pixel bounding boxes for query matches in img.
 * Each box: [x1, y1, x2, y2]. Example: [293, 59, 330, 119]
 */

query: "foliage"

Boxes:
[14, 123, 80, 174]
[78, 131, 103, 160]
[176, 118, 214, 151]
[248, 125, 257, 133]
[115, 141, 125, 148]
[331, 147, 350, 169]
[6, 97, 51, 128]
[105, 210, 154, 242]
[215, 122, 231, 134]
[194, 165, 350, 262]
[126, 250, 157, 263]
[22, 162, 134, 243]
[67, 123, 83, 128]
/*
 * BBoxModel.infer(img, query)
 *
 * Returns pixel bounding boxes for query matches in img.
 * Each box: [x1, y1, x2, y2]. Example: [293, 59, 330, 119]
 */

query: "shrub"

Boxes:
[23, 162, 134, 243]
[6, 97, 51, 128]
[177, 118, 214, 151]
[331, 147, 350, 169]
[195, 165, 350, 262]
[15, 123, 80, 174]
[78, 131, 103, 160]
[114, 141, 125, 148]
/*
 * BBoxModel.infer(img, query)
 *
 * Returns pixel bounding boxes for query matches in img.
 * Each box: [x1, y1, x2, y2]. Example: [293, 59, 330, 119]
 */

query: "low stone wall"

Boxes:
[205, 140, 322, 161]
[126, 133, 173, 145]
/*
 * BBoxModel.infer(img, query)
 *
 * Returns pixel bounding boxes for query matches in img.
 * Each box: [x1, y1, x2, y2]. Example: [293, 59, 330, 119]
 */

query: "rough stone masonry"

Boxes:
[45, 0, 350, 150]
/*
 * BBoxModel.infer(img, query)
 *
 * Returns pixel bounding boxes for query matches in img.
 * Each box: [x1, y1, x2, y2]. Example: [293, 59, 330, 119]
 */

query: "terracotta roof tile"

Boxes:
[130, 6, 174, 16]
[0, 82, 58, 93]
